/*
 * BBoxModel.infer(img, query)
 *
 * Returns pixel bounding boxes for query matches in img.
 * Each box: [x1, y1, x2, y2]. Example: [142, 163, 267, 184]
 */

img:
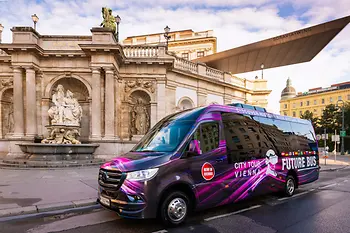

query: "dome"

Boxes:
[281, 78, 296, 100]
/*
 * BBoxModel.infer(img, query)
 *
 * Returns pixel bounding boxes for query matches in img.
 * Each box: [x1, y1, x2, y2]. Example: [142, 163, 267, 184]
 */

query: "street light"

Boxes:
[164, 25, 171, 52]
[261, 64, 264, 79]
[115, 15, 121, 42]
[31, 14, 39, 30]
[0, 24, 4, 44]
[336, 99, 345, 155]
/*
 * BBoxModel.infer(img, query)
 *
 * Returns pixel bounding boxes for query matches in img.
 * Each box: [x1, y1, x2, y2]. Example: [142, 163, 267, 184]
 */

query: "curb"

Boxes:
[320, 165, 348, 172]
[0, 198, 99, 218]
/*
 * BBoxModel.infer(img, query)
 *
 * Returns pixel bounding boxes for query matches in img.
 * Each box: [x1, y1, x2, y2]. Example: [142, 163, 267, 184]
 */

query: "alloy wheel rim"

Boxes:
[287, 179, 295, 195]
[167, 197, 187, 222]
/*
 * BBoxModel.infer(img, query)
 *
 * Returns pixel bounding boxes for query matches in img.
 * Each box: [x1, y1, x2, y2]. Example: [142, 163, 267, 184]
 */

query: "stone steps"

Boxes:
[0, 159, 105, 169]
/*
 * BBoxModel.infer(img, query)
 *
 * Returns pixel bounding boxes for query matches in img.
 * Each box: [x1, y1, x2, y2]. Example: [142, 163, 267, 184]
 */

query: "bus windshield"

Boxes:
[132, 120, 194, 153]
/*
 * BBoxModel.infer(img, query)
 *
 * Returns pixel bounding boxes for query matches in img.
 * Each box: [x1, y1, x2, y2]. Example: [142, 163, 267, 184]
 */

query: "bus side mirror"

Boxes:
[186, 140, 201, 157]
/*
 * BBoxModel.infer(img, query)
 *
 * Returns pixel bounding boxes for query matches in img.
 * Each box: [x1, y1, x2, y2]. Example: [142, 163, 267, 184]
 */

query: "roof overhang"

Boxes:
[194, 15, 350, 74]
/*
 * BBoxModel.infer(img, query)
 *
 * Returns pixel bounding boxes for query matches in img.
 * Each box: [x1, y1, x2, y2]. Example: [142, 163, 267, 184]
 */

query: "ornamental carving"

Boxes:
[0, 79, 13, 90]
[124, 79, 156, 93]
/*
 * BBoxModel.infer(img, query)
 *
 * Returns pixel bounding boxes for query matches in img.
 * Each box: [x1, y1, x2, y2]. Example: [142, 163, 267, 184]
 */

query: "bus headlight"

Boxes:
[126, 168, 159, 181]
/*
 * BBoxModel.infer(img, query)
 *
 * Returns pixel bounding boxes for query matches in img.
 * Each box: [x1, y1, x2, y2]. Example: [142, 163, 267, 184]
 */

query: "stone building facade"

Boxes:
[0, 26, 270, 159]
[123, 29, 216, 60]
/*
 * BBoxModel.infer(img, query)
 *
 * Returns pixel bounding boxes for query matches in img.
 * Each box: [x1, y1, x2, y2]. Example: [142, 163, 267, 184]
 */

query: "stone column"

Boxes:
[25, 67, 37, 137]
[91, 68, 101, 139]
[104, 68, 115, 139]
[157, 80, 166, 121]
[12, 67, 24, 138]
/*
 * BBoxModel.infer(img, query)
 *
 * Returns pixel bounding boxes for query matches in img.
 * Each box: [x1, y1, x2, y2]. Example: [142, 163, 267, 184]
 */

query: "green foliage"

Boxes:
[300, 110, 318, 129]
[314, 102, 350, 152]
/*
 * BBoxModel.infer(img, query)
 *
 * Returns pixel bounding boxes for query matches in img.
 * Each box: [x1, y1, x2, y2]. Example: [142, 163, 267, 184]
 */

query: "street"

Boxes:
[0, 167, 350, 233]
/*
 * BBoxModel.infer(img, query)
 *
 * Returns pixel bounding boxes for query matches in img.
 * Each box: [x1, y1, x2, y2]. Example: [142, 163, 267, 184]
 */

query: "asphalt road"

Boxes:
[1, 167, 350, 233]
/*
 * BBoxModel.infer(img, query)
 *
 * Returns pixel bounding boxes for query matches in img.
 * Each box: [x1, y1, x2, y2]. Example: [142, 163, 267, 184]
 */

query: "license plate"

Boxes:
[100, 195, 110, 207]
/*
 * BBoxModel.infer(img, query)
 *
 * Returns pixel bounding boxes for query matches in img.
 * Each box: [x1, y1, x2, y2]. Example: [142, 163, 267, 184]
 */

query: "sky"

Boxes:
[0, 0, 349, 113]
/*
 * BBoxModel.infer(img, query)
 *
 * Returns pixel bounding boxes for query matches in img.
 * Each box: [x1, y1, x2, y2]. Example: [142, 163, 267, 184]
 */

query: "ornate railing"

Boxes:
[206, 67, 224, 80]
[231, 76, 245, 87]
[174, 57, 198, 73]
[123, 45, 160, 58]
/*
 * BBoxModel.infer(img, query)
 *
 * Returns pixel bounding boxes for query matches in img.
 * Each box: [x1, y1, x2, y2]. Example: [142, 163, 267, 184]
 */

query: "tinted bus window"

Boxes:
[191, 121, 220, 154]
[222, 113, 274, 163]
[290, 121, 317, 151]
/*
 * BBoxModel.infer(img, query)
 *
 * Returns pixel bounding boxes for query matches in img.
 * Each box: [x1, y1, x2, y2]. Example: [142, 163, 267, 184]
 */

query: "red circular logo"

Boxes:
[201, 162, 215, 181]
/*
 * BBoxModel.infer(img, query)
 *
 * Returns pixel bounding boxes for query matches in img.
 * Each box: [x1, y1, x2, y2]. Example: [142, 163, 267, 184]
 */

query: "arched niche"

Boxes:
[1, 88, 13, 138]
[129, 90, 151, 137]
[48, 77, 90, 141]
[178, 97, 195, 110]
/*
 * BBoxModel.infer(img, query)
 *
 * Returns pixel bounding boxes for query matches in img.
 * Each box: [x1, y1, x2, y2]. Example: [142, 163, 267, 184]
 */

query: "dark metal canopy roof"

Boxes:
[194, 15, 350, 74]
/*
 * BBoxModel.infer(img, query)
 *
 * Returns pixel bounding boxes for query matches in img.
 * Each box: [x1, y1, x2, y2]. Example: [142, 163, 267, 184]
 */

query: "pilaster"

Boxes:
[104, 67, 115, 139]
[12, 67, 24, 138]
[25, 67, 37, 137]
[91, 67, 102, 139]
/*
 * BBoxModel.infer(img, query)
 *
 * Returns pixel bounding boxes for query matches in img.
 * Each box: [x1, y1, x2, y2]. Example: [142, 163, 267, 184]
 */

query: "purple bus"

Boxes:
[97, 104, 319, 226]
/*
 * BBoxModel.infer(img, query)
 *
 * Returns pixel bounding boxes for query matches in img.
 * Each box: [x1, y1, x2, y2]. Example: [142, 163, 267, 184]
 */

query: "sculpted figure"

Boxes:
[63, 90, 82, 126]
[100, 7, 116, 33]
[48, 85, 66, 124]
[132, 98, 150, 135]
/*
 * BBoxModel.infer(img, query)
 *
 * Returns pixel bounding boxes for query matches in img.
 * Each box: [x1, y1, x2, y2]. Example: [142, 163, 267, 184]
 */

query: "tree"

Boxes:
[318, 104, 341, 134]
[300, 110, 318, 129]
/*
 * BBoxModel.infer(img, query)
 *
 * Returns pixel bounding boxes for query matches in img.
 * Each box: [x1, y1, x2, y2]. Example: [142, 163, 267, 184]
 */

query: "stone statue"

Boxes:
[48, 84, 66, 124]
[48, 85, 82, 126]
[63, 90, 82, 126]
[131, 98, 150, 135]
[7, 97, 14, 133]
[43, 84, 83, 144]
[100, 7, 116, 33]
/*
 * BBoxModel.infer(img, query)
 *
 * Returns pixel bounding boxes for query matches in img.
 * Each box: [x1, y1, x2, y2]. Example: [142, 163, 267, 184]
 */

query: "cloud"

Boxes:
[0, 0, 349, 114]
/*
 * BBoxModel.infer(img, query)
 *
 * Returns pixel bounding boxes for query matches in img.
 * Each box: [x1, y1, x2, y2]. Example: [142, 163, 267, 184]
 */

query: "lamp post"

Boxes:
[0, 24, 4, 44]
[31, 14, 39, 30]
[261, 64, 264, 79]
[164, 25, 171, 52]
[336, 99, 345, 155]
[115, 15, 121, 42]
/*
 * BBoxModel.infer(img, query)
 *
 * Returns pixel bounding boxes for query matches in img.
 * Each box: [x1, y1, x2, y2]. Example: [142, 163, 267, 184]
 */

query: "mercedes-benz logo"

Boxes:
[102, 172, 108, 182]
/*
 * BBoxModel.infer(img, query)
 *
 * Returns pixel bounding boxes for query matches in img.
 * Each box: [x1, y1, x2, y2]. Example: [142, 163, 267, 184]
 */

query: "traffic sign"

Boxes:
[332, 135, 340, 142]
[340, 131, 346, 137]
[321, 134, 328, 140]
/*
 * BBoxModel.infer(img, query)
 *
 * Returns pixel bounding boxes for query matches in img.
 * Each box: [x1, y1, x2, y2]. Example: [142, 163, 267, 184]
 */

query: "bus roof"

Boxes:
[191, 104, 311, 125]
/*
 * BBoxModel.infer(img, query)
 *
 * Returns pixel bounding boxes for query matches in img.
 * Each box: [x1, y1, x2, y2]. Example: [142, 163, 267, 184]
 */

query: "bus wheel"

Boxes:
[160, 191, 190, 227]
[284, 175, 296, 197]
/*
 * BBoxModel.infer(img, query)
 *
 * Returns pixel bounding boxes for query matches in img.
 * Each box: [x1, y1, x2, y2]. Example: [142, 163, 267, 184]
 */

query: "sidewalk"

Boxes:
[0, 167, 100, 218]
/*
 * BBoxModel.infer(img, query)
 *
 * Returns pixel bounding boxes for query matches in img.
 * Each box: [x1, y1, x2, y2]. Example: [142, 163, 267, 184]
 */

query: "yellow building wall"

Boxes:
[280, 89, 350, 118]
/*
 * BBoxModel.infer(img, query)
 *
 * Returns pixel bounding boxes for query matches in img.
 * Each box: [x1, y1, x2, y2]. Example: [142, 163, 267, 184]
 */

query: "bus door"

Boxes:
[185, 118, 233, 208]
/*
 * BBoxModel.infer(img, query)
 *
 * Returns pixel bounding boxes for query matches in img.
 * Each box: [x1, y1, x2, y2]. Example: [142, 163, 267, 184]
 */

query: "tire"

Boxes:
[159, 191, 190, 227]
[284, 175, 296, 197]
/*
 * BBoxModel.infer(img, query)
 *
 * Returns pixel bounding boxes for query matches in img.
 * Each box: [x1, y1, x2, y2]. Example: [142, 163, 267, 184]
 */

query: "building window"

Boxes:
[197, 51, 204, 58]
[300, 102, 303, 107]
[322, 98, 325, 104]
[293, 103, 296, 108]
[284, 104, 287, 109]
[338, 96, 342, 100]
[181, 53, 189, 60]
[299, 111, 302, 116]
[314, 100, 317, 105]
[306, 101, 310, 106]
[293, 112, 296, 117]
[283, 111, 287, 116]
[330, 97, 333, 103]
